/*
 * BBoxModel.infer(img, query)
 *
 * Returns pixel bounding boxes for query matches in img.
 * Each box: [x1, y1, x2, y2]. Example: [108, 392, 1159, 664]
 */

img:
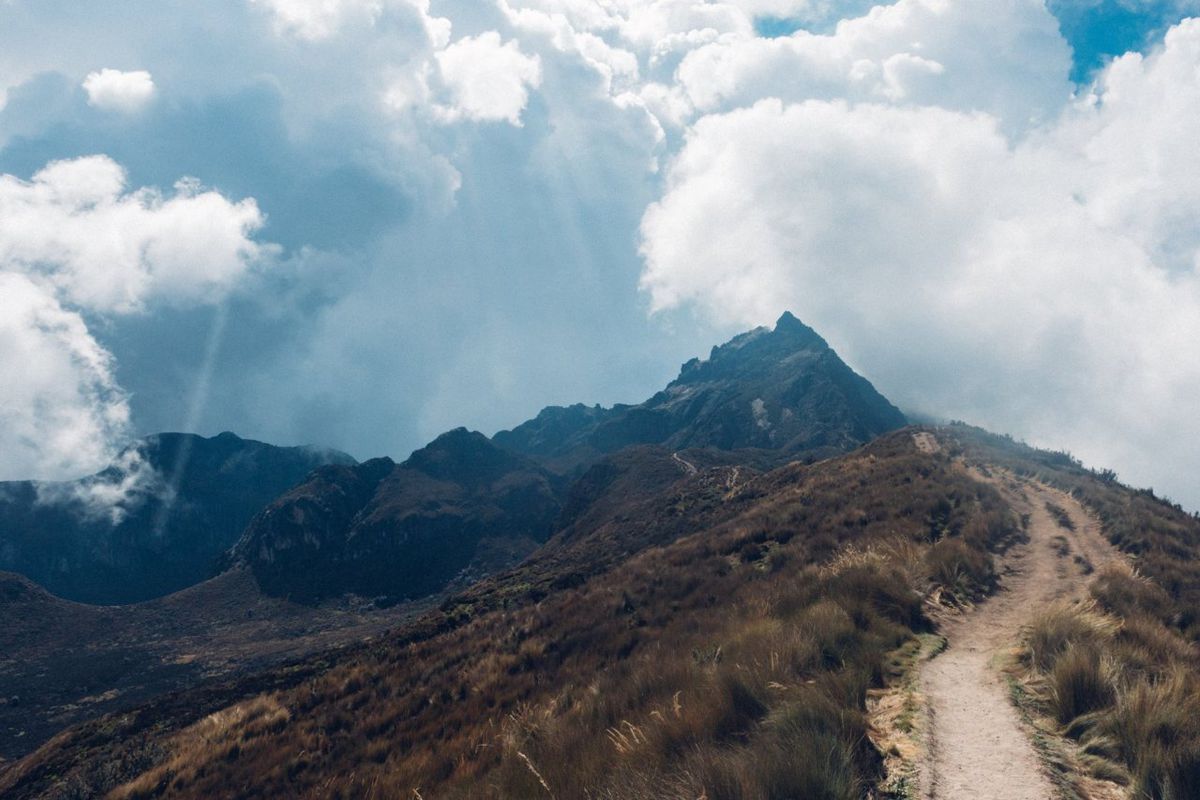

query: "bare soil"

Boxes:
[918, 470, 1123, 800]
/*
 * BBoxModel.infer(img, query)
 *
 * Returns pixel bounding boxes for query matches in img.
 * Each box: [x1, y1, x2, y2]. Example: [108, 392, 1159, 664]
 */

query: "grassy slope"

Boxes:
[5, 425, 1199, 799]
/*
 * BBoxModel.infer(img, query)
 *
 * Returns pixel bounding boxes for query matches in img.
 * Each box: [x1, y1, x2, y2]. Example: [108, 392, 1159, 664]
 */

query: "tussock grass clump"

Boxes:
[1024, 600, 1119, 674]
[1090, 563, 1174, 623]
[1049, 645, 1115, 724]
[1017, 583, 1200, 799]
[1046, 502, 1076, 531]
[925, 538, 994, 604]
[1102, 670, 1200, 800]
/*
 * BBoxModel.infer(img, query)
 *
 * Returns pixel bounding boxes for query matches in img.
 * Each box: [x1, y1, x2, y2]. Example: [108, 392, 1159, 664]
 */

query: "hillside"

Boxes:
[8, 425, 1198, 798]
[0, 433, 355, 604]
[228, 429, 564, 603]
[0, 567, 419, 764]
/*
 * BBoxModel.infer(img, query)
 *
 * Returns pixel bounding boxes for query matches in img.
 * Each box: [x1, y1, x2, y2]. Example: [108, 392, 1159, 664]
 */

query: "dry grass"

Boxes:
[109, 697, 291, 800]
[1017, 582, 1200, 799]
[0, 432, 1023, 800]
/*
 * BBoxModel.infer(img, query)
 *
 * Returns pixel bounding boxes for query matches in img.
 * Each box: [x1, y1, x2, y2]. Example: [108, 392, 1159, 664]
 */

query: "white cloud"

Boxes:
[0, 156, 273, 484]
[0, 273, 130, 481]
[0, 155, 271, 313]
[639, 18, 1200, 504]
[251, 0, 450, 45]
[434, 32, 543, 125]
[674, 0, 1072, 129]
[251, 0, 384, 39]
[82, 68, 156, 113]
[33, 445, 165, 525]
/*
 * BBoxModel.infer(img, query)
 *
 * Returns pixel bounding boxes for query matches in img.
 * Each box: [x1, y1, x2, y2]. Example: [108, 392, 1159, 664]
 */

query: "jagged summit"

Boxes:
[495, 311, 905, 469]
[674, 311, 830, 385]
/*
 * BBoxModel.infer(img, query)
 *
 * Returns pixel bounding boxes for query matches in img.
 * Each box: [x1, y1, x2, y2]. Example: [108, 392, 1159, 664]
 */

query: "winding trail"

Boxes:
[918, 464, 1124, 800]
[671, 452, 698, 475]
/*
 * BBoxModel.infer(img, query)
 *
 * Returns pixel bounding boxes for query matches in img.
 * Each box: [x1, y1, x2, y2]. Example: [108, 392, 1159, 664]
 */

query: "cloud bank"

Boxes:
[640, 12, 1200, 504]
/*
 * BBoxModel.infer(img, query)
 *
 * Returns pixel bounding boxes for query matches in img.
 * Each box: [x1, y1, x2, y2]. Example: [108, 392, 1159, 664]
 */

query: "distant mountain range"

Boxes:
[229, 311, 906, 604]
[0, 433, 354, 604]
[0, 312, 905, 609]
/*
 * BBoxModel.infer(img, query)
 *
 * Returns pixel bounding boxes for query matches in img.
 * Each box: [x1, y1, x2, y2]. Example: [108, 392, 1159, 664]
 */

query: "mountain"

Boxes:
[229, 429, 564, 603]
[6, 315, 1200, 798]
[0, 432, 355, 604]
[11, 426, 1200, 800]
[230, 312, 903, 606]
[494, 311, 907, 472]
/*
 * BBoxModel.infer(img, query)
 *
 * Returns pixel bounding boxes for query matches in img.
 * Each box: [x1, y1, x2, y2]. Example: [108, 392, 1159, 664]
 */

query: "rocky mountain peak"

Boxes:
[496, 312, 905, 468]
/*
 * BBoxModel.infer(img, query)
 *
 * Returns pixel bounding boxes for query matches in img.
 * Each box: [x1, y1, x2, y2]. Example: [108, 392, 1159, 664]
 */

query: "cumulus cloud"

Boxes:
[252, 0, 450, 46]
[673, 0, 1072, 129]
[434, 32, 543, 124]
[0, 273, 130, 481]
[82, 68, 156, 113]
[640, 18, 1200, 504]
[0, 155, 272, 485]
[0, 155, 271, 313]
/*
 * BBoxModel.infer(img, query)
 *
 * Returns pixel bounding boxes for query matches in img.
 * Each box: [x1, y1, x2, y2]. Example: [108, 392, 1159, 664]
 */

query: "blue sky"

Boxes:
[2, 0, 1200, 509]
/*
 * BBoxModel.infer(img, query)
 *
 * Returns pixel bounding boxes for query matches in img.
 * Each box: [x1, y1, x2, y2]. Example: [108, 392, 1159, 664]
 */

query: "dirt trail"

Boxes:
[918, 468, 1124, 800]
[671, 452, 698, 476]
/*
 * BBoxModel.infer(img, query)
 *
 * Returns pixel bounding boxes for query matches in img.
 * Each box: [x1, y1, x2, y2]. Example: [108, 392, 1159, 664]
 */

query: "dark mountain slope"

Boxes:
[231, 312, 902, 606]
[0, 433, 355, 604]
[230, 429, 563, 603]
[0, 566, 419, 763]
[494, 311, 906, 472]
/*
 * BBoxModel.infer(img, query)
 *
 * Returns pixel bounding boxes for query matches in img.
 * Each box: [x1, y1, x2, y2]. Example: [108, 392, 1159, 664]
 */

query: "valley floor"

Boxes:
[0, 568, 420, 762]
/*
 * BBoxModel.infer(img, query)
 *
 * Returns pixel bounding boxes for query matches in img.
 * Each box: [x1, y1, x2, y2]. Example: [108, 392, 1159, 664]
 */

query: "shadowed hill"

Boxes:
[0, 433, 355, 605]
[229, 429, 564, 604]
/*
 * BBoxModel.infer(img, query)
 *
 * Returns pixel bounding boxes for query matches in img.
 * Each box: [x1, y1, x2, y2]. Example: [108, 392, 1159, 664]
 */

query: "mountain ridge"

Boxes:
[494, 311, 906, 472]
[0, 432, 355, 604]
[230, 312, 905, 605]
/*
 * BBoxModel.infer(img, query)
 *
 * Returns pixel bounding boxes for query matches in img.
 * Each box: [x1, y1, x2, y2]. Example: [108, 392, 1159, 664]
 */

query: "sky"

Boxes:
[1, 0, 1199, 509]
